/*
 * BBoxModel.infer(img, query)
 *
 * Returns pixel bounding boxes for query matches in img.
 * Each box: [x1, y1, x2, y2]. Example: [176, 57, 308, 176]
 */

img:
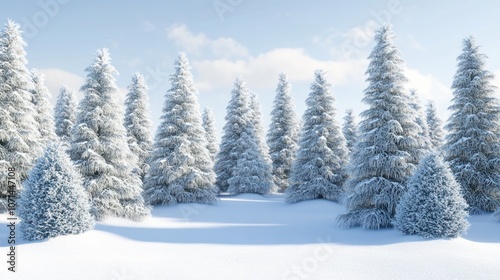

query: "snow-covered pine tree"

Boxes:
[394, 153, 469, 238]
[494, 208, 500, 222]
[409, 89, 432, 151]
[202, 107, 219, 163]
[69, 49, 150, 221]
[444, 36, 500, 214]
[0, 20, 43, 212]
[342, 109, 358, 153]
[143, 52, 218, 205]
[425, 101, 444, 150]
[267, 73, 299, 192]
[19, 144, 94, 241]
[285, 70, 348, 203]
[227, 121, 273, 195]
[215, 77, 253, 193]
[54, 86, 77, 141]
[249, 91, 273, 165]
[124, 72, 153, 180]
[30, 69, 57, 145]
[337, 25, 424, 229]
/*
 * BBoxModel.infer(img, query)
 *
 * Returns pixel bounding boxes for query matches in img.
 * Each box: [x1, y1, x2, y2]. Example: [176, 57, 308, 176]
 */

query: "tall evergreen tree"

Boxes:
[215, 77, 253, 193]
[342, 109, 358, 153]
[124, 72, 153, 179]
[54, 86, 77, 141]
[337, 25, 424, 229]
[143, 53, 218, 205]
[285, 70, 348, 203]
[394, 153, 469, 238]
[249, 92, 271, 164]
[0, 20, 43, 212]
[409, 89, 432, 151]
[425, 101, 444, 150]
[19, 144, 94, 241]
[30, 69, 57, 145]
[69, 49, 150, 221]
[444, 36, 500, 214]
[202, 107, 219, 163]
[267, 73, 299, 192]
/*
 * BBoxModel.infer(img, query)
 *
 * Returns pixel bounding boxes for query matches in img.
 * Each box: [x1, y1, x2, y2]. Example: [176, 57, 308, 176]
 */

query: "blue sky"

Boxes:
[2, 0, 500, 137]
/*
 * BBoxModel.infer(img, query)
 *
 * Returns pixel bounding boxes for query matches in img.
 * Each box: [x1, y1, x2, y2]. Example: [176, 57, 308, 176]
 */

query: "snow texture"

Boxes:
[0, 20, 43, 212]
[69, 49, 150, 221]
[338, 25, 425, 229]
[18, 143, 94, 241]
[394, 153, 469, 238]
[286, 69, 348, 203]
[444, 36, 500, 214]
[124, 72, 153, 180]
[54, 86, 77, 142]
[202, 107, 219, 163]
[425, 101, 445, 150]
[143, 52, 218, 205]
[267, 73, 300, 192]
[342, 109, 358, 153]
[30, 69, 57, 145]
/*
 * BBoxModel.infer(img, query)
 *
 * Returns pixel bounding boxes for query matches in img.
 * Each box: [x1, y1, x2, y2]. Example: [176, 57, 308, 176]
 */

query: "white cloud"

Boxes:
[39, 68, 84, 106]
[193, 48, 368, 91]
[166, 23, 249, 59]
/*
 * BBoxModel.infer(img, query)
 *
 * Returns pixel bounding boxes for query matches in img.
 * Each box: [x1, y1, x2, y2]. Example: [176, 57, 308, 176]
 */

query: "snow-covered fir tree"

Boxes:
[494, 208, 500, 222]
[425, 101, 444, 150]
[337, 25, 424, 229]
[285, 70, 348, 203]
[394, 153, 469, 238]
[30, 69, 57, 145]
[202, 107, 219, 163]
[342, 109, 358, 153]
[19, 144, 94, 241]
[0, 20, 43, 212]
[69, 49, 150, 221]
[143, 53, 218, 205]
[215, 77, 253, 193]
[409, 89, 432, 151]
[54, 86, 77, 141]
[267, 73, 299, 192]
[124, 72, 153, 179]
[444, 36, 500, 214]
[249, 91, 273, 168]
[227, 122, 273, 195]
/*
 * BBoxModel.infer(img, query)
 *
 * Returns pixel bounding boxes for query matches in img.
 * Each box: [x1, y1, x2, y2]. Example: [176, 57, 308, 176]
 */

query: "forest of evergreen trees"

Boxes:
[1, 20, 499, 241]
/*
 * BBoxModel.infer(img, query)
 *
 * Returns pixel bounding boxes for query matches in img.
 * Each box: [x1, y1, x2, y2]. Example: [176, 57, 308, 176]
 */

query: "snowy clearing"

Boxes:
[1, 193, 500, 280]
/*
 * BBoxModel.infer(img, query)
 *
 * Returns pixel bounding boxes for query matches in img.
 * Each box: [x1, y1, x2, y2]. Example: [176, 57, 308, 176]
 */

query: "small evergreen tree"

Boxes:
[227, 123, 273, 195]
[124, 72, 153, 179]
[444, 36, 500, 214]
[54, 86, 77, 141]
[69, 49, 150, 221]
[337, 25, 424, 229]
[0, 20, 43, 212]
[249, 91, 272, 165]
[19, 144, 94, 241]
[143, 53, 218, 205]
[286, 70, 348, 203]
[215, 77, 253, 193]
[202, 107, 219, 163]
[425, 101, 444, 150]
[267, 73, 300, 192]
[342, 109, 358, 153]
[394, 153, 469, 238]
[493, 208, 500, 222]
[30, 69, 57, 145]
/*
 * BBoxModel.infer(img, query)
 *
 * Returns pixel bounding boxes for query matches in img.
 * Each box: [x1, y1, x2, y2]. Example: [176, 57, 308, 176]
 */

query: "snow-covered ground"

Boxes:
[1, 193, 499, 280]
